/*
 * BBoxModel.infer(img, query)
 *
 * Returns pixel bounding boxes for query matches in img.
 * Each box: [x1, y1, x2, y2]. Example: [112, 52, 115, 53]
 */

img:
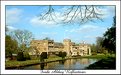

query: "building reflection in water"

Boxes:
[40, 58, 92, 69]
[80, 58, 90, 64]
[23, 58, 98, 70]
[63, 58, 90, 69]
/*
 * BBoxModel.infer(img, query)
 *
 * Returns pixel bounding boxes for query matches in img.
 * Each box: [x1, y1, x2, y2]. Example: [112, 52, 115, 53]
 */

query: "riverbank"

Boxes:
[5, 54, 115, 69]
[6, 56, 62, 69]
[86, 56, 116, 69]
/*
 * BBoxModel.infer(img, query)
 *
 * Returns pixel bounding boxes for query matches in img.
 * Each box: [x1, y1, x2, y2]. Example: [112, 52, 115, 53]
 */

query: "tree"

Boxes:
[40, 52, 47, 59]
[40, 52, 47, 62]
[17, 52, 26, 61]
[24, 52, 31, 60]
[39, 5, 103, 25]
[43, 37, 51, 40]
[90, 44, 97, 55]
[5, 35, 18, 60]
[58, 51, 67, 59]
[11, 29, 33, 52]
[102, 16, 116, 53]
[96, 37, 105, 53]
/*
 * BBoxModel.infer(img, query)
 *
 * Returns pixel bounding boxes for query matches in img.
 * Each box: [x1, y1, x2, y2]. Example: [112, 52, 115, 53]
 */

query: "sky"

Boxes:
[6, 5, 115, 44]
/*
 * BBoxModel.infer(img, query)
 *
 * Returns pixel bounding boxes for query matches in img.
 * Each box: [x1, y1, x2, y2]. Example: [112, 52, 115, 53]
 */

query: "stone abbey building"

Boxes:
[30, 39, 91, 56]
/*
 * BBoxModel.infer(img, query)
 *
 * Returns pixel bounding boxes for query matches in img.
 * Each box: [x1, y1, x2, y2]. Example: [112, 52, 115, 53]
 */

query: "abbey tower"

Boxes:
[63, 39, 71, 56]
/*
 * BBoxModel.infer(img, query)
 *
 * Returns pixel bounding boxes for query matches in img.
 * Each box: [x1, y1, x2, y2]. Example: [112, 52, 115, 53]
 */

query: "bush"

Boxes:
[17, 52, 26, 61]
[24, 52, 31, 60]
[30, 55, 40, 60]
[92, 52, 97, 55]
[58, 51, 67, 59]
[62, 52, 67, 59]
[40, 52, 47, 59]
[58, 52, 62, 57]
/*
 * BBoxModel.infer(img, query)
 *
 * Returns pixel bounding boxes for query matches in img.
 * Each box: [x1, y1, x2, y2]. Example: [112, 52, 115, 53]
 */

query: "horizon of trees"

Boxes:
[5, 29, 34, 61]
[91, 16, 116, 54]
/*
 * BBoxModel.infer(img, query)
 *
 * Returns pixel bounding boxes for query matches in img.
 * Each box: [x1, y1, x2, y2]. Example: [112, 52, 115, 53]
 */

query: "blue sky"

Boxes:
[6, 5, 115, 44]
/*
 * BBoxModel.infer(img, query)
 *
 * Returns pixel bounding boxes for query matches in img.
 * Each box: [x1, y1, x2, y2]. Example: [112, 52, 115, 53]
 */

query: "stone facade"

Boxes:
[63, 39, 91, 56]
[29, 39, 91, 56]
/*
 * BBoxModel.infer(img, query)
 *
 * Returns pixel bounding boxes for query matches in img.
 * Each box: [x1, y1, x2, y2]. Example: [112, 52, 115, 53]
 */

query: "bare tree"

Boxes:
[39, 5, 103, 25]
[29, 46, 40, 57]
[39, 5, 57, 23]
[62, 5, 103, 24]
[11, 29, 33, 51]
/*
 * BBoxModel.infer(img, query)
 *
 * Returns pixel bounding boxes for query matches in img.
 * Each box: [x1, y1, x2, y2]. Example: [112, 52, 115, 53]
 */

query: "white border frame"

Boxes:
[1, 1, 120, 74]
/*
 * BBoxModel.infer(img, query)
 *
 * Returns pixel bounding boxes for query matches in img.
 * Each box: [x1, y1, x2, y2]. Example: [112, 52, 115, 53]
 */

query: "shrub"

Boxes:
[62, 52, 67, 59]
[58, 52, 62, 57]
[92, 52, 97, 55]
[58, 51, 67, 59]
[17, 52, 26, 61]
[40, 52, 47, 60]
[31, 55, 40, 60]
[24, 52, 31, 60]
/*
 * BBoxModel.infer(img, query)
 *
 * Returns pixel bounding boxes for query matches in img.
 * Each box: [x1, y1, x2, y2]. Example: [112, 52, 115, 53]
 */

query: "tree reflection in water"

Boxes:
[40, 63, 45, 70]
[59, 60, 66, 64]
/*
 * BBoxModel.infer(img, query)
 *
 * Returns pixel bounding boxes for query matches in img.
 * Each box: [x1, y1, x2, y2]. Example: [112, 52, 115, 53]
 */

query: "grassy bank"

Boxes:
[45, 55, 62, 62]
[5, 56, 62, 69]
[69, 54, 115, 59]
[5, 60, 40, 69]
[86, 56, 116, 69]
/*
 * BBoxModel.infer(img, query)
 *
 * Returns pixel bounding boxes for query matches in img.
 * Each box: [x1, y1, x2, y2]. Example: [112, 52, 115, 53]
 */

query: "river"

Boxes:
[20, 58, 98, 70]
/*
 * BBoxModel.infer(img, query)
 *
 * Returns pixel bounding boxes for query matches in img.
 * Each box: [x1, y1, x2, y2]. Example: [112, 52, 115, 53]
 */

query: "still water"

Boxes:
[22, 58, 98, 70]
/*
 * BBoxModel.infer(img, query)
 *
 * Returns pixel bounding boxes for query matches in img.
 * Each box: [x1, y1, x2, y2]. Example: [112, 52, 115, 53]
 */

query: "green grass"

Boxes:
[5, 55, 62, 69]
[81, 55, 108, 58]
[86, 56, 116, 69]
[45, 55, 62, 62]
[69, 54, 115, 60]
[5, 59, 40, 69]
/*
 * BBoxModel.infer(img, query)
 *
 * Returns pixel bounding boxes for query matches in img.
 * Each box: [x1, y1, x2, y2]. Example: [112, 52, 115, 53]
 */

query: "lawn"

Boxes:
[5, 59, 40, 69]
[45, 55, 62, 62]
[80, 54, 115, 58]
[69, 53, 115, 60]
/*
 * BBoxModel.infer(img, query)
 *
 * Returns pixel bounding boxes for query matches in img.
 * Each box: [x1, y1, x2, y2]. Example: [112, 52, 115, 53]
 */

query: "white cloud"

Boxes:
[6, 8, 23, 25]
[39, 32, 57, 39]
[30, 10, 64, 27]
[84, 35, 101, 39]
[41, 32, 57, 35]
[30, 6, 115, 27]
[99, 6, 115, 18]
[7, 25, 17, 30]
[6, 26, 17, 33]
[68, 25, 99, 33]
[30, 16, 56, 27]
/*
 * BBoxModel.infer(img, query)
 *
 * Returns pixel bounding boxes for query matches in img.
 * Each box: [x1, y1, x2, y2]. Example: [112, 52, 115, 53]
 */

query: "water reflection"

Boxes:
[80, 58, 90, 64]
[59, 60, 66, 64]
[23, 58, 98, 70]
[40, 63, 45, 70]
